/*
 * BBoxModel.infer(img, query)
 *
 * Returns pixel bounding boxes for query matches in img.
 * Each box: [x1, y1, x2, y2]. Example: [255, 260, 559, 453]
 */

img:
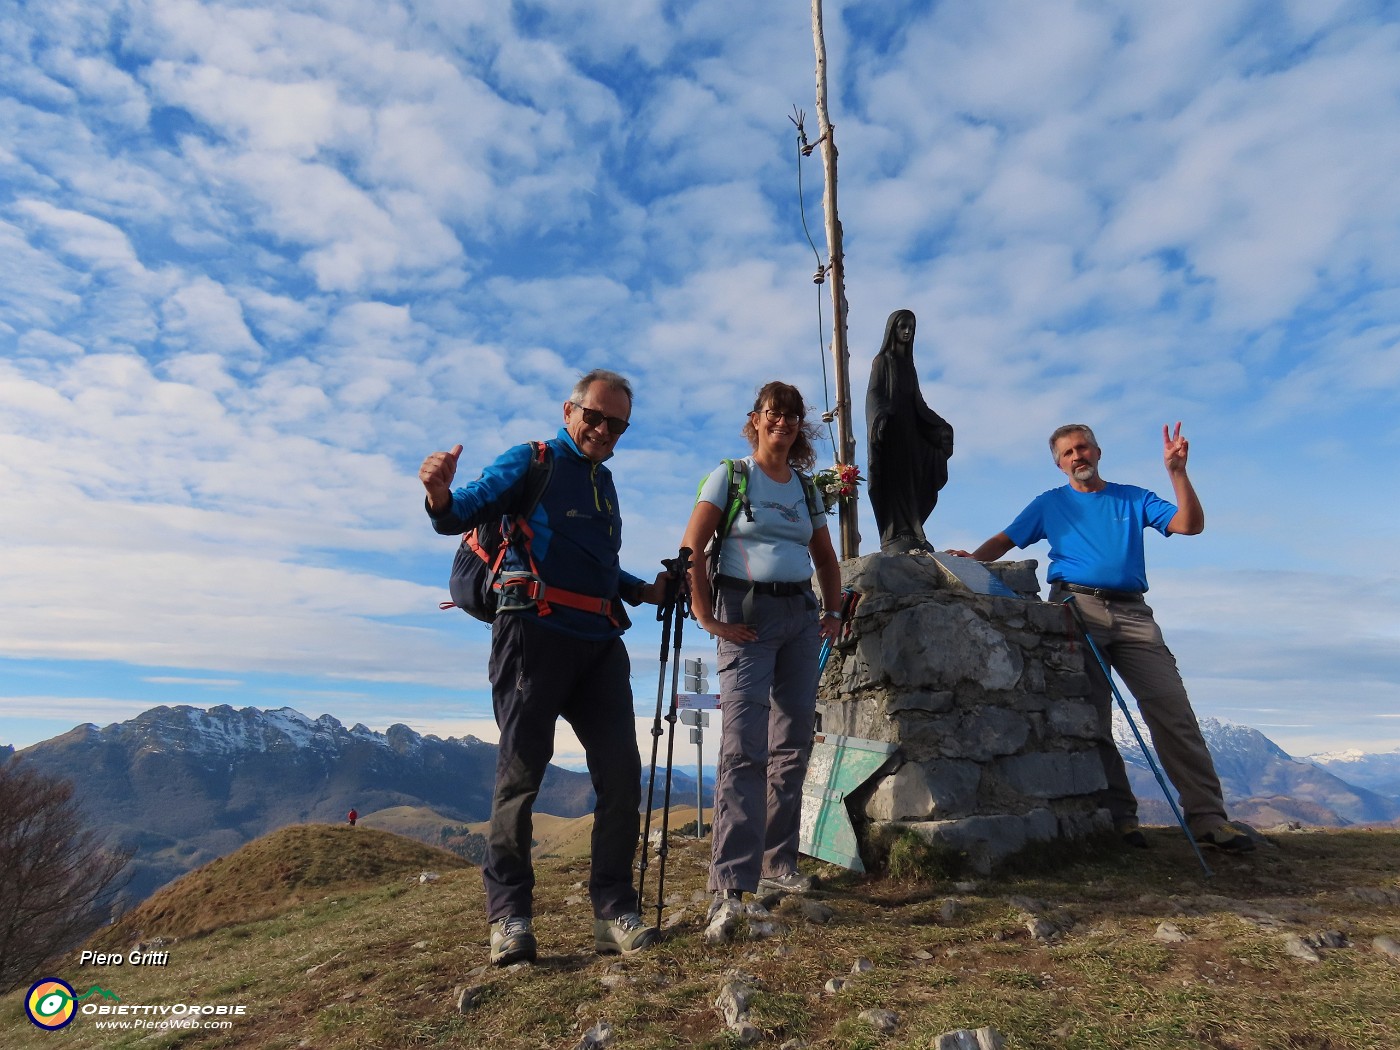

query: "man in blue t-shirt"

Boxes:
[950, 423, 1254, 853]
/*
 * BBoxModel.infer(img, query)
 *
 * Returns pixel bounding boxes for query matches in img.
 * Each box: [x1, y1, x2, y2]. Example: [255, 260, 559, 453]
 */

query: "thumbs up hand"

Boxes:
[420, 444, 463, 513]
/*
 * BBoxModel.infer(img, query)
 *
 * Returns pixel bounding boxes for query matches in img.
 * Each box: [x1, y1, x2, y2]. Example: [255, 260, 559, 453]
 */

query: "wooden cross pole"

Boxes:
[810, 0, 860, 560]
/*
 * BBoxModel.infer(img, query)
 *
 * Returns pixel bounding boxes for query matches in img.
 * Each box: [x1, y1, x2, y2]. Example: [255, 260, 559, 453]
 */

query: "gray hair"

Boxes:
[571, 368, 633, 406]
[1048, 423, 1098, 458]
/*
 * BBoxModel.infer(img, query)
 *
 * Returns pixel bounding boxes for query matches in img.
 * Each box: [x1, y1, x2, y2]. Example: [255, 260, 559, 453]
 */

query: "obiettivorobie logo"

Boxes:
[25, 980, 248, 1033]
[24, 979, 120, 1030]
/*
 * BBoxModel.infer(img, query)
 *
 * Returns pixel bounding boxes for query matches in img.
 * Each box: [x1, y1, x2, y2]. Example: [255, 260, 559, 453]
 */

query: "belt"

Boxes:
[714, 574, 810, 597]
[1058, 582, 1144, 602]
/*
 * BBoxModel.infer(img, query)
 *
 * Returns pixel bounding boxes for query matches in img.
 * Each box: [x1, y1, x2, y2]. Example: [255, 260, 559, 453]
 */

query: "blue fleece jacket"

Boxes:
[428, 428, 646, 640]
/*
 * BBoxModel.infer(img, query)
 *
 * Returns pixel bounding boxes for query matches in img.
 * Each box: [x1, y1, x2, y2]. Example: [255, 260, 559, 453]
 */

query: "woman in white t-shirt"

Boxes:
[680, 380, 843, 943]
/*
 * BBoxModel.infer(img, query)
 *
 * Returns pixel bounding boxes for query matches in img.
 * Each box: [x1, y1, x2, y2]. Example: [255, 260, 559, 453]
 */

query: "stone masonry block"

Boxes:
[987, 559, 1041, 598]
[844, 552, 950, 597]
[1002, 629, 1041, 650]
[1023, 806, 1059, 842]
[818, 698, 894, 744]
[904, 808, 1057, 875]
[1058, 807, 1113, 839]
[1044, 645, 1086, 672]
[864, 759, 981, 821]
[868, 602, 1024, 691]
[1008, 691, 1049, 714]
[845, 647, 879, 691]
[940, 706, 1030, 762]
[1048, 700, 1101, 739]
[1027, 601, 1076, 635]
[887, 690, 954, 715]
[1047, 671, 1092, 700]
[994, 751, 1107, 799]
[1020, 661, 1046, 693]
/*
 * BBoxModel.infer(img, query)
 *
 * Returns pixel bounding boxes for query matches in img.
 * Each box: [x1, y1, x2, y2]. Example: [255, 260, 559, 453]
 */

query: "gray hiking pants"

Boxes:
[1052, 584, 1229, 836]
[708, 585, 821, 893]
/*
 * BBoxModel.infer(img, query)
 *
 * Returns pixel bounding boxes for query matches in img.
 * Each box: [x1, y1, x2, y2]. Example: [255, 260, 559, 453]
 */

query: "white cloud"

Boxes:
[4, 1, 1400, 757]
[15, 199, 145, 273]
[44, 49, 152, 129]
[161, 276, 262, 358]
[143, 676, 243, 686]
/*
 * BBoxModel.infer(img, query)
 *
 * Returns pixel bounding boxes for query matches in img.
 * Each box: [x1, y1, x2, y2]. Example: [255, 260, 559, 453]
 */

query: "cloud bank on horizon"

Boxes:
[3, 0, 1398, 761]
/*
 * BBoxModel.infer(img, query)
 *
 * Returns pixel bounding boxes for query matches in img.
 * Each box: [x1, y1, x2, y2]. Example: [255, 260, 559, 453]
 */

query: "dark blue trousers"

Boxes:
[482, 613, 642, 922]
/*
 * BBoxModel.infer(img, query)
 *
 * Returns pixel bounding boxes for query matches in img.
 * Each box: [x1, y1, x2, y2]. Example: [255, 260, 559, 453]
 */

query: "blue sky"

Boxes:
[4, 0, 1399, 765]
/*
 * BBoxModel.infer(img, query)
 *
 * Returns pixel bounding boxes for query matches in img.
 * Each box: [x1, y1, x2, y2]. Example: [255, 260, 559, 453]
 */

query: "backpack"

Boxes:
[700, 458, 825, 587]
[444, 441, 554, 623]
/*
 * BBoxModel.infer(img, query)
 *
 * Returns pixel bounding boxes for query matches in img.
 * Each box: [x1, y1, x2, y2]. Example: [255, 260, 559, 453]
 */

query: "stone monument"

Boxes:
[815, 552, 1113, 873]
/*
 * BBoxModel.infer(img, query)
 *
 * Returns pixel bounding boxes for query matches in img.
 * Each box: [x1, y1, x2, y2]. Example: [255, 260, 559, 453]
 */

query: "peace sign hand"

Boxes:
[1162, 423, 1189, 475]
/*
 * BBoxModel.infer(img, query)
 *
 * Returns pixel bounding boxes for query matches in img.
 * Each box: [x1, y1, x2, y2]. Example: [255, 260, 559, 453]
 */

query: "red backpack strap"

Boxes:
[488, 439, 617, 624]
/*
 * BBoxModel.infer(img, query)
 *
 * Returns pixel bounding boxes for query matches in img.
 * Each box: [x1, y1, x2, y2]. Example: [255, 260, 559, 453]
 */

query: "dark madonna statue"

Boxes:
[866, 309, 954, 553]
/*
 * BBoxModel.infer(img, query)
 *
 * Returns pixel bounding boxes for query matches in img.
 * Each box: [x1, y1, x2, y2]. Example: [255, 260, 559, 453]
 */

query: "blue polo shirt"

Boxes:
[1004, 482, 1176, 593]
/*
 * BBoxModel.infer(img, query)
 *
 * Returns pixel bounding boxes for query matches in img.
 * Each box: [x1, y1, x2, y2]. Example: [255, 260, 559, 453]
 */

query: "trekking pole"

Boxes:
[1061, 596, 1213, 878]
[815, 588, 859, 679]
[638, 552, 685, 909]
[652, 547, 693, 929]
[813, 589, 859, 735]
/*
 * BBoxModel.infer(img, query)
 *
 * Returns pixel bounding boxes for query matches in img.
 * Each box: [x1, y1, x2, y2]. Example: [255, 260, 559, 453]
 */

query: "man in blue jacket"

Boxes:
[951, 423, 1254, 853]
[420, 369, 667, 965]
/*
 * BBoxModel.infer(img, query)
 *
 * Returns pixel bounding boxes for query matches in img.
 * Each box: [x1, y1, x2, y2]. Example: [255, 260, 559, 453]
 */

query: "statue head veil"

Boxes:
[878, 309, 916, 358]
[873, 308, 918, 402]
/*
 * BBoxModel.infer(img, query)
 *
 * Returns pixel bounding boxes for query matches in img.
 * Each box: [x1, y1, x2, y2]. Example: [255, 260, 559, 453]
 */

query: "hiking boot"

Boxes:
[705, 891, 743, 944]
[489, 916, 536, 965]
[1113, 818, 1149, 849]
[1198, 822, 1256, 853]
[594, 912, 657, 954]
[758, 870, 816, 895]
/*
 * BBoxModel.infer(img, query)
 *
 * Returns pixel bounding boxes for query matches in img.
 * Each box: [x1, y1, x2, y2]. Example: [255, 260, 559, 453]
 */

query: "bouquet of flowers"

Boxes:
[812, 463, 863, 513]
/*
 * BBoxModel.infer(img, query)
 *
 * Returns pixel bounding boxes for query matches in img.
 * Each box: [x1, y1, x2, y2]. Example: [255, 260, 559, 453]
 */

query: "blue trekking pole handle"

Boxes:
[1062, 596, 1213, 879]
[814, 588, 856, 684]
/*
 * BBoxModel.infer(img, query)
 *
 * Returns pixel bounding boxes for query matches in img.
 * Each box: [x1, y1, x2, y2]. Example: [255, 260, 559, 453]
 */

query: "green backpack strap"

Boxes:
[724, 459, 753, 531]
[795, 469, 824, 524]
[698, 459, 752, 592]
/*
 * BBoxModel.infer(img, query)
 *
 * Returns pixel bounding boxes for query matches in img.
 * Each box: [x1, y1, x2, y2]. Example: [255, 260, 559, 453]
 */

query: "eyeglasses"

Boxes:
[569, 402, 630, 434]
[757, 408, 802, 425]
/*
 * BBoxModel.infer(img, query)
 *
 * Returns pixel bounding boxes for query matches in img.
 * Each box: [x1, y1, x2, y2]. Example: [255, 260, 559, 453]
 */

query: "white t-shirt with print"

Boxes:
[697, 457, 828, 583]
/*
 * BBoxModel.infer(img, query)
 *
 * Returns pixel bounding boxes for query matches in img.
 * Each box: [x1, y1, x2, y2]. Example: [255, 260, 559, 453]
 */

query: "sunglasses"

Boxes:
[569, 402, 631, 435]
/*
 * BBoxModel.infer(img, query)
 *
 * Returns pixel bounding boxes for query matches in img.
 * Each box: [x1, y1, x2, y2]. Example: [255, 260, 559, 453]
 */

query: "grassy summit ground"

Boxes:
[4, 822, 1400, 1049]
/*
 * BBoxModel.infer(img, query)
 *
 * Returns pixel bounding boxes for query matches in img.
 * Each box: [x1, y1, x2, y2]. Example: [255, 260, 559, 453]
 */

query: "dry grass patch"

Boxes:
[4, 826, 1400, 1049]
[92, 824, 469, 945]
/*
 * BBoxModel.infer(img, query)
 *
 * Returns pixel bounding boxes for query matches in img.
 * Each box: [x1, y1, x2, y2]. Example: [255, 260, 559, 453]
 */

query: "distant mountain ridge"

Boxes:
[9, 704, 602, 906]
[1113, 714, 1400, 827]
[5, 704, 1395, 909]
[1304, 747, 1400, 798]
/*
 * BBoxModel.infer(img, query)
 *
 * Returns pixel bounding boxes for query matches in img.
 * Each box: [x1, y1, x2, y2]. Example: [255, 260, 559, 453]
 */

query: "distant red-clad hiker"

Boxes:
[347, 809, 358, 827]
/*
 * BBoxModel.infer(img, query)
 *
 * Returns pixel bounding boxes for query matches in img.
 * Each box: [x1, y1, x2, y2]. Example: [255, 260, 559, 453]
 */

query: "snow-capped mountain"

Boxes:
[6, 703, 1395, 907]
[1112, 713, 1400, 826]
[1303, 748, 1400, 799]
[9, 705, 600, 905]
